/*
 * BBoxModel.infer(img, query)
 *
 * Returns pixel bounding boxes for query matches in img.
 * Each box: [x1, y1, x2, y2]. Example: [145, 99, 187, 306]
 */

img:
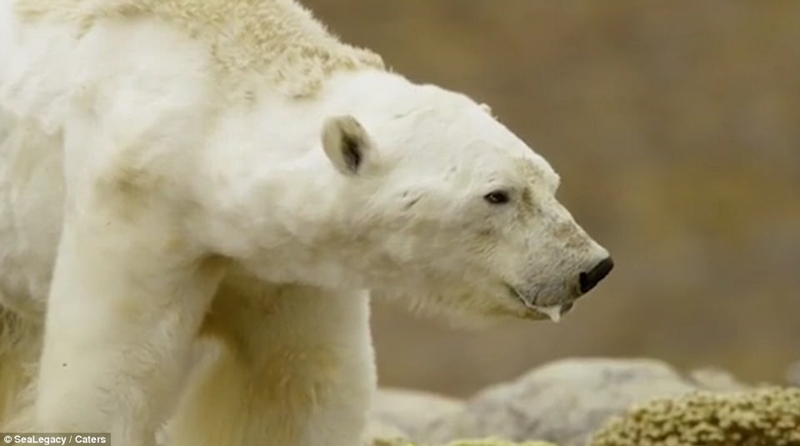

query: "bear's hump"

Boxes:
[14, 0, 385, 98]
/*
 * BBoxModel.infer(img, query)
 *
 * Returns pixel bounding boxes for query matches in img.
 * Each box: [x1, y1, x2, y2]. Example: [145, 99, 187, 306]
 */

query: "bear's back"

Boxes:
[14, 0, 384, 98]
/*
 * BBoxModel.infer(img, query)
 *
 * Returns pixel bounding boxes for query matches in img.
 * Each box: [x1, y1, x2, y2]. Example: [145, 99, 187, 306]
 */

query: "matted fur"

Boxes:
[14, 0, 385, 98]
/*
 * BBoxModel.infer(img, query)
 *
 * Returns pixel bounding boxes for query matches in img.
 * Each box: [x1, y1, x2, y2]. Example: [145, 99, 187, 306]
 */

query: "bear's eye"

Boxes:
[483, 190, 510, 205]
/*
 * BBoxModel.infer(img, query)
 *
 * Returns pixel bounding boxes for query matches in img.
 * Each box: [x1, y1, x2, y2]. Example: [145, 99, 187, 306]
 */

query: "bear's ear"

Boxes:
[480, 103, 493, 115]
[321, 115, 374, 176]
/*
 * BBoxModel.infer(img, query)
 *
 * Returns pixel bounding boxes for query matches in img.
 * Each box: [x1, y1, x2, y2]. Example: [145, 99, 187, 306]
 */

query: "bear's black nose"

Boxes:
[579, 257, 614, 294]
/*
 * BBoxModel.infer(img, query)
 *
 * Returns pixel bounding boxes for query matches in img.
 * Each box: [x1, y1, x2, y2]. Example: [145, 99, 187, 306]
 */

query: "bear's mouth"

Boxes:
[505, 284, 574, 322]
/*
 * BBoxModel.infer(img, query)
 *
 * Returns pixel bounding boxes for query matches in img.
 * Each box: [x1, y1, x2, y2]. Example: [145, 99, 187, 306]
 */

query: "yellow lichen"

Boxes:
[590, 387, 800, 446]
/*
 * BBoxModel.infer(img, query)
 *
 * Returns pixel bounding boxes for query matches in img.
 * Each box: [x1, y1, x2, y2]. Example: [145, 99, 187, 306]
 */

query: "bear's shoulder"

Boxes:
[14, 0, 385, 98]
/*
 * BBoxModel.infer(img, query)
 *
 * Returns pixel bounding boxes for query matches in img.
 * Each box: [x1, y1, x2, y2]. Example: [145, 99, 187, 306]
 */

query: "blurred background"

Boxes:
[304, 0, 800, 397]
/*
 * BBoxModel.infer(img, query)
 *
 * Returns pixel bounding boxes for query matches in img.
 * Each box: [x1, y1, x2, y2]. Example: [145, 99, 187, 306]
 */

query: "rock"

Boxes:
[371, 388, 465, 440]
[419, 358, 705, 446]
[438, 441, 556, 446]
[687, 366, 748, 391]
[370, 439, 556, 446]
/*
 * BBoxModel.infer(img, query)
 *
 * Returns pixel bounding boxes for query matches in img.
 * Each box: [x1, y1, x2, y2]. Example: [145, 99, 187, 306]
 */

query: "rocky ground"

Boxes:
[367, 358, 800, 446]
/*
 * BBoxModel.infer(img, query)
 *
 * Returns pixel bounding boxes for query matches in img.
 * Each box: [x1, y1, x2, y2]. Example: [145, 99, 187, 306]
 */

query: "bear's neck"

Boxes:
[192, 69, 416, 290]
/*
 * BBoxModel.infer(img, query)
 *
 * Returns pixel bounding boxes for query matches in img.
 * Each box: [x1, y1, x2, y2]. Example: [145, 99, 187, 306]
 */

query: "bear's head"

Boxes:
[319, 82, 612, 325]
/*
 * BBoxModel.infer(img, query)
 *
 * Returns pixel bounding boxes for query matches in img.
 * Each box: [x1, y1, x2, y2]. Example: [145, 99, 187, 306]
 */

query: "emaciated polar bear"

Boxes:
[0, 0, 614, 445]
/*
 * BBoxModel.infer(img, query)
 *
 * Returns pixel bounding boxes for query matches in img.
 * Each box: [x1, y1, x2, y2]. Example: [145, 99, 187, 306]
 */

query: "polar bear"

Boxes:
[0, 0, 614, 445]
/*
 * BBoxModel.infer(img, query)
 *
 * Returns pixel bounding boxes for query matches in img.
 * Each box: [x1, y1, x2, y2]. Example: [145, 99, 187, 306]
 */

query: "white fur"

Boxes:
[0, 0, 610, 445]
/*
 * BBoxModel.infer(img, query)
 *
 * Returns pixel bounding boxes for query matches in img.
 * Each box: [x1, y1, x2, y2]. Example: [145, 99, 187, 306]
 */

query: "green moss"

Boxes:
[590, 386, 800, 446]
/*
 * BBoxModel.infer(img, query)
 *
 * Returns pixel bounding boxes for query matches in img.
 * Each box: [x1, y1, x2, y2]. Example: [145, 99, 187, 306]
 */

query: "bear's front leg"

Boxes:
[35, 212, 225, 446]
[168, 276, 375, 446]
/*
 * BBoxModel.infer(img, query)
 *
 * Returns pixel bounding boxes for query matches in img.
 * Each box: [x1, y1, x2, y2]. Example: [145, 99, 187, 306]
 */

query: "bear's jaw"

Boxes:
[505, 283, 575, 323]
